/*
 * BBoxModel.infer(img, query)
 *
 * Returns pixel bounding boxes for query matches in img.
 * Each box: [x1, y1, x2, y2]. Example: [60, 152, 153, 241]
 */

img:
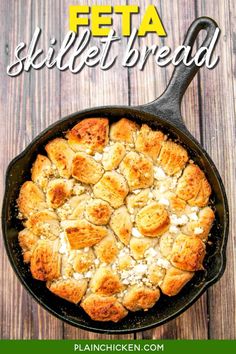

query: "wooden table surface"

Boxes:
[0, 0, 235, 340]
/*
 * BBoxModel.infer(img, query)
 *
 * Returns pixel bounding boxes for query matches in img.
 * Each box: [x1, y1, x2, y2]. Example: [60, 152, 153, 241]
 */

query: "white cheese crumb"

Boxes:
[159, 197, 170, 206]
[84, 271, 93, 278]
[170, 214, 188, 225]
[189, 212, 198, 221]
[133, 189, 141, 194]
[132, 227, 142, 238]
[194, 227, 204, 235]
[73, 272, 84, 280]
[103, 146, 110, 152]
[169, 225, 180, 234]
[157, 258, 171, 269]
[154, 167, 166, 180]
[94, 152, 103, 161]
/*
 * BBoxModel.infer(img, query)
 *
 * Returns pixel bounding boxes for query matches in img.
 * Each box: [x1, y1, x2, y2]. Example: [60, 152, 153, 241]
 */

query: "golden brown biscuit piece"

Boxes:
[81, 294, 128, 322]
[45, 138, 74, 179]
[158, 141, 188, 175]
[171, 234, 206, 271]
[176, 164, 211, 207]
[159, 233, 175, 258]
[46, 179, 73, 208]
[73, 249, 95, 273]
[169, 194, 187, 214]
[62, 219, 107, 249]
[118, 255, 134, 270]
[136, 203, 170, 237]
[126, 189, 150, 214]
[18, 181, 46, 218]
[120, 152, 154, 191]
[25, 210, 60, 240]
[110, 118, 138, 143]
[67, 118, 109, 153]
[130, 237, 154, 260]
[18, 228, 39, 263]
[47, 278, 87, 304]
[93, 171, 129, 208]
[30, 240, 61, 281]
[85, 199, 112, 225]
[67, 195, 90, 220]
[182, 207, 215, 241]
[110, 206, 132, 245]
[122, 286, 160, 311]
[90, 267, 123, 296]
[135, 124, 165, 160]
[148, 265, 166, 286]
[94, 233, 118, 264]
[72, 152, 104, 184]
[31, 154, 52, 189]
[102, 142, 126, 170]
[160, 266, 194, 296]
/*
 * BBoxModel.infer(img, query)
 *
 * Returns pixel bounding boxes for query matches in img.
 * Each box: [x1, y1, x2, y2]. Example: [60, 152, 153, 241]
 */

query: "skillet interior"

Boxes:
[2, 106, 229, 334]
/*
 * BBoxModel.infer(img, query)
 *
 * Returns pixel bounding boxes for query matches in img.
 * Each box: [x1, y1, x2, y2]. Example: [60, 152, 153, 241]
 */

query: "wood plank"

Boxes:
[128, 0, 208, 339]
[196, 0, 236, 339]
[0, 0, 63, 339]
[59, 0, 133, 339]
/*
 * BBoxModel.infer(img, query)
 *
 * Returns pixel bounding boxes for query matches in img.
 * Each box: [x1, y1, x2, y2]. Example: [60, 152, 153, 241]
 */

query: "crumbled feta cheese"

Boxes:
[133, 189, 141, 194]
[189, 212, 198, 221]
[191, 207, 199, 212]
[145, 247, 158, 258]
[73, 272, 84, 280]
[134, 264, 148, 274]
[94, 259, 100, 266]
[170, 214, 188, 225]
[84, 271, 93, 278]
[84, 247, 89, 252]
[169, 225, 180, 234]
[103, 146, 110, 152]
[154, 167, 166, 180]
[159, 198, 170, 206]
[132, 227, 142, 238]
[59, 243, 67, 255]
[94, 152, 103, 161]
[194, 227, 204, 235]
[157, 258, 171, 269]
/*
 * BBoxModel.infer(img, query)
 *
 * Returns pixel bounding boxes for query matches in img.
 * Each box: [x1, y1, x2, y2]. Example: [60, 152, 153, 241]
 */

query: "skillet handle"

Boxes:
[140, 17, 219, 129]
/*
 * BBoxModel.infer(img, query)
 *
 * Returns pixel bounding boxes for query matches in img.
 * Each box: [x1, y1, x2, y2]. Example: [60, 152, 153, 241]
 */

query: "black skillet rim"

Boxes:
[2, 106, 229, 334]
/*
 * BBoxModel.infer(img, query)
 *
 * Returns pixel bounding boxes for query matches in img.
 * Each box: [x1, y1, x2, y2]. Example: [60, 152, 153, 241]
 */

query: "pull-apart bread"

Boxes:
[17, 117, 214, 322]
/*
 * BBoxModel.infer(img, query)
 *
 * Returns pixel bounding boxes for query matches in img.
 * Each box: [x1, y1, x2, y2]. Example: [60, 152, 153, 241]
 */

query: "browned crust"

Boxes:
[158, 141, 188, 175]
[31, 154, 52, 187]
[160, 266, 194, 296]
[110, 206, 132, 245]
[93, 171, 129, 208]
[176, 164, 211, 207]
[17, 181, 46, 218]
[81, 294, 128, 322]
[62, 220, 107, 249]
[47, 278, 87, 304]
[120, 151, 154, 191]
[110, 118, 139, 143]
[30, 240, 61, 281]
[46, 179, 73, 208]
[94, 233, 118, 264]
[122, 286, 160, 311]
[135, 124, 165, 160]
[136, 203, 170, 237]
[90, 267, 123, 296]
[45, 138, 74, 178]
[72, 152, 104, 184]
[170, 234, 206, 271]
[18, 228, 39, 263]
[67, 118, 109, 153]
[86, 199, 112, 225]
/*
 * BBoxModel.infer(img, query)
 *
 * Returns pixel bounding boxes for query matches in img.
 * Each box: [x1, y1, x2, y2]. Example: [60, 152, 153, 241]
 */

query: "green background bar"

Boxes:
[0, 340, 235, 354]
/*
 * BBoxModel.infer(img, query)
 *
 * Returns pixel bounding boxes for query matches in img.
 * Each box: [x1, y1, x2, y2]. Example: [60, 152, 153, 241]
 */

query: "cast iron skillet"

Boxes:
[2, 17, 229, 334]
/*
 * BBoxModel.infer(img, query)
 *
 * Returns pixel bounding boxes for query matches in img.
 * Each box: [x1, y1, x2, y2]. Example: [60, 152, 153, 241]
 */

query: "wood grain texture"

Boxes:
[0, 0, 235, 340]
